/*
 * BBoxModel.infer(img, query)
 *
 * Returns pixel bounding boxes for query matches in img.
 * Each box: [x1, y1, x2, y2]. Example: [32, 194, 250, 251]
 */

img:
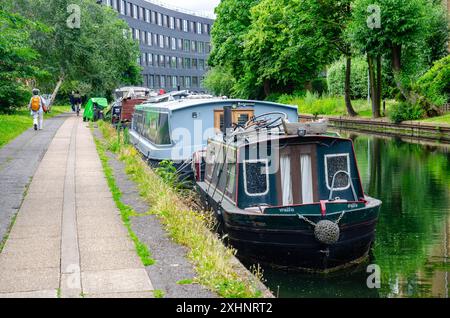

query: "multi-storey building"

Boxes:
[101, 0, 214, 92]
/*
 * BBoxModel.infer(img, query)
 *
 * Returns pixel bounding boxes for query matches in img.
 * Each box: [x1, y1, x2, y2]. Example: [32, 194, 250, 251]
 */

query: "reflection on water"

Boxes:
[262, 132, 450, 298]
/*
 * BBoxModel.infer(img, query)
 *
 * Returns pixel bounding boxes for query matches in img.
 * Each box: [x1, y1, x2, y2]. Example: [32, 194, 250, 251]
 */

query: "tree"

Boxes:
[202, 66, 236, 97]
[305, 0, 357, 116]
[0, 6, 42, 112]
[208, 0, 260, 80]
[7, 0, 142, 103]
[242, 0, 333, 98]
[349, 0, 446, 117]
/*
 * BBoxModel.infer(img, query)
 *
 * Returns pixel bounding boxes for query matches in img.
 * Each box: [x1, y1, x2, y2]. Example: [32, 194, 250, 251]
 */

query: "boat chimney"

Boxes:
[223, 106, 233, 138]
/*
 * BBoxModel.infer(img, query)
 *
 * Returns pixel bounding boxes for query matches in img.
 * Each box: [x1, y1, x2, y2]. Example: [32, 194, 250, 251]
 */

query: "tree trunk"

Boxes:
[367, 55, 380, 118]
[391, 44, 410, 101]
[391, 44, 401, 72]
[376, 54, 382, 116]
[263, 79, 271, 98]
[344, 56, 357, 117]
[50, 75, 64, 106]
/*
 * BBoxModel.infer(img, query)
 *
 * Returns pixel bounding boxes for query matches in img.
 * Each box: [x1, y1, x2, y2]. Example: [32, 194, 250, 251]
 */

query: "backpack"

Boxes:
[31, 96, 40, 111]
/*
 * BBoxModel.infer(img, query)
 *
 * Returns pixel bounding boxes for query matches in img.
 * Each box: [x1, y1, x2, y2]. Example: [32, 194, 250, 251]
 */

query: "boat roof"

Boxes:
[135, 98, 298, 112]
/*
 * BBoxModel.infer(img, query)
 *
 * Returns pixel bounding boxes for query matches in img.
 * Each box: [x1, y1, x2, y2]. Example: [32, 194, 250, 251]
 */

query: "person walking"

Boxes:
[69, 91, 75, 112]
[28, 88, 47, 131]
[73, 90, 82, 116]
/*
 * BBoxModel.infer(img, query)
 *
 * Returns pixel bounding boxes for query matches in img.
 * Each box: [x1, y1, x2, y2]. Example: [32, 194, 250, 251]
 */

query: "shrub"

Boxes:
[311, 78, 328, 96]
[415, 55, 450, 107]
[327, 55, 368, 99]
[389, 102, 425, 123]
[0, 82, 31, 113]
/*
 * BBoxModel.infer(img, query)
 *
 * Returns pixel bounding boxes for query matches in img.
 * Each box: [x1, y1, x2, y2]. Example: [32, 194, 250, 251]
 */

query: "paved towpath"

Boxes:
[0, 115, 153, 298]
[0, 114, 68, 243]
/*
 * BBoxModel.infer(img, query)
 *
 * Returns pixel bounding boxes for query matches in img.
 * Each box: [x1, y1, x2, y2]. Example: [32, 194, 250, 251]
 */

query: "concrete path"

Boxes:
[0, 116, 153, 298]
[0, 114, 68, 243]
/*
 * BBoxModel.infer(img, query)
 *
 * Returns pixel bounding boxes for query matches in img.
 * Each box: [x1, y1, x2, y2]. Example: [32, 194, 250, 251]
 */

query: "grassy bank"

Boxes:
[418, 113, 450, 125]
[96, 121, 265, 298]
[0, 106, 71, 148]
[278, 92, 397, 118]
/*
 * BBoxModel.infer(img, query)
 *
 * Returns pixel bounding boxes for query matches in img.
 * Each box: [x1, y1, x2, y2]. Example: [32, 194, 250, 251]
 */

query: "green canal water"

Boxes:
[262, 132, 450, 298]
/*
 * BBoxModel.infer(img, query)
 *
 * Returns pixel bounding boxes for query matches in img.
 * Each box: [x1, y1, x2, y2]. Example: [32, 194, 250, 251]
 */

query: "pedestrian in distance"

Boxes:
[28, 88, 48, 131]
[70, 91, 75, 112]
[73, 90, 82, 117]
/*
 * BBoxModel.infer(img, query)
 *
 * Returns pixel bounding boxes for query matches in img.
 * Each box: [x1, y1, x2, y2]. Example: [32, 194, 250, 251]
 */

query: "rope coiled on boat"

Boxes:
[297, 212, 345, 245]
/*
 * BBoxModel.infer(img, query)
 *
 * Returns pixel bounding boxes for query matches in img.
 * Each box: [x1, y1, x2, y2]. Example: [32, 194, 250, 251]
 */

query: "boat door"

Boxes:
[276, 144, 319, 206]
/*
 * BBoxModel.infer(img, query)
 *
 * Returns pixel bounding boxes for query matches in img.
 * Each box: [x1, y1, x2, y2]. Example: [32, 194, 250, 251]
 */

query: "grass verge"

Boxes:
[0, 106, 71, 148]
[96, 121, 264, 298]
[91, 124, 155, 266]
[278, 92, 397, 118]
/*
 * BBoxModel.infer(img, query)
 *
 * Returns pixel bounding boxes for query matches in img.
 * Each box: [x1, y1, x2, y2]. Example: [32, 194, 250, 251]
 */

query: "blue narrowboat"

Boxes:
[192, 111, 382, 271]
[129, 98, 299, 177]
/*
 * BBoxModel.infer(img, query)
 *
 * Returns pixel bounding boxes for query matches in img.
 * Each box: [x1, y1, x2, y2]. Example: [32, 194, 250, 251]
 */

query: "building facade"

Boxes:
[101, 0, 214, 92]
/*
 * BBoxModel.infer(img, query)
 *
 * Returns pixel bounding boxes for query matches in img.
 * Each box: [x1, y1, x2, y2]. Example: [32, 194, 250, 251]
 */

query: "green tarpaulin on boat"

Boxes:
[83, 98, 108, 121]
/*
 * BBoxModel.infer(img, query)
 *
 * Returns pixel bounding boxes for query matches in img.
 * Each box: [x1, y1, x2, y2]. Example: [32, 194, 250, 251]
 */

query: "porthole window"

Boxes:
[325, 154, 351, 190]
[244, 159, 269, 196]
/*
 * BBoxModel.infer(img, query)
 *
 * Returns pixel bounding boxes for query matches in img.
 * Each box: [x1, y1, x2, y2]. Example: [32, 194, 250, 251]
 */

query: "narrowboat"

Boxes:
[109, 86, 154, 125]
[129, 99, 299, 179]
[192, 110, 382, 271]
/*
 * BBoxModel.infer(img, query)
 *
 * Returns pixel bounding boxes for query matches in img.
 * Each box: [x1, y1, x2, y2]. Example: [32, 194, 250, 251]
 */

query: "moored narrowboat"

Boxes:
[193, 111, 382, 271]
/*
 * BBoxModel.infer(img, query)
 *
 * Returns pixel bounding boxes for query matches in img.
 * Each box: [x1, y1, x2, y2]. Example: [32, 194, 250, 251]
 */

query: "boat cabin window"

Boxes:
[325, 153, 351, 190]
[244, 159, 269, 196]
[134, 110, 171, 145]
[214, 109, 255, 131]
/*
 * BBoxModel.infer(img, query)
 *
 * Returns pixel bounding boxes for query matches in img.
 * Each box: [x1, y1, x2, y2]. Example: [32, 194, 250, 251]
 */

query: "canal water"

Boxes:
[261, 132, 450, 298]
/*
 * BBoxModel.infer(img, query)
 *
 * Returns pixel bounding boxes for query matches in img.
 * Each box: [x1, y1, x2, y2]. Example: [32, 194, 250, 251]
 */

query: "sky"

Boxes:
[154, 0, 221, 17]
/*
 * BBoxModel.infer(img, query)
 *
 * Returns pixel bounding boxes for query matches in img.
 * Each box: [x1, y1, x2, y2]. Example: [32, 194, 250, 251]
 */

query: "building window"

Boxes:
[151, 11, 155, 23]
[197, 22, 202, 34]
[164, 36, 169, 49]
[155, 75, 160, 88]
[161, 75, 165, 88]
[176, 18, 181, 30]
[149, 75, 154, 88]
[153, 54, 158, 66]
[203, 24, 208, 34]
[148, 53, 153, 66]
[183, 39, 190, 52]
[185, 76, 191, 88]
[135, 29, 140, 43]
[171, 37, 176, 50]
[157, 13, 162, 26]
[159, 55, 165, 67]
[177, 38, 182, 50]
[182, 19, 188, 32]
[163, 15, 168, 27]
[192, 76, 199, 87]
[165, 56, 170, 68]
[199, 59, 205, 70]
[140, 7, 144, 20]
[184, 58, 191, 69]
[159, 35, 164, 48]
[141, 30, 146, 44]
[145, 9, 150, 23]
[147, 32, 152, 46]
[190, 21, 195, 33]
[192, 58, 197, 69]
[177, 57, 182, 69]
[191, 40, 196, 52]
[197, 42, 204, 54]
[120, 1, 125, 15]
[171, 56, 177, 68]
[153, 33, 158, 47]
[172, 76, 177, 88]
[169, 17, 175, 29]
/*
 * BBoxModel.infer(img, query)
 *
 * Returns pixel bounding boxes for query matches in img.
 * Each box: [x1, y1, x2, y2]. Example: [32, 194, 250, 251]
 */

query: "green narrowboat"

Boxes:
[192, 111, 382, 271]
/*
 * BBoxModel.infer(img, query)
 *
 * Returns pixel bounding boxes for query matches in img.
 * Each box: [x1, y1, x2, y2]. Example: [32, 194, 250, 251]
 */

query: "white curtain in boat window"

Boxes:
[280, 155, 293, 205]
[300, 154, 314, 204]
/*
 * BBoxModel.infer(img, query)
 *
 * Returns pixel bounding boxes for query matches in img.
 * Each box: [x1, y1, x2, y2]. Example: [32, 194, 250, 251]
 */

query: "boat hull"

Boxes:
[197, 185, 381, 271]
